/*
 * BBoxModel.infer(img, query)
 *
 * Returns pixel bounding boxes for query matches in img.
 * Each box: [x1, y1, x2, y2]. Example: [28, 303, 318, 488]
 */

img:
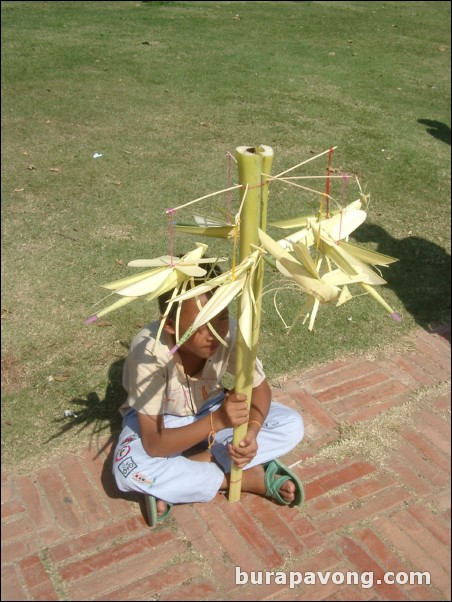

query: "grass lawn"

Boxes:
[1, 1, 450, 468]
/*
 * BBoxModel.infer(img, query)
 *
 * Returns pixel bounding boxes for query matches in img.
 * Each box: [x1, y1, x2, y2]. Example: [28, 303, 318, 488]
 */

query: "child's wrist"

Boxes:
[247, 420, 262, 432]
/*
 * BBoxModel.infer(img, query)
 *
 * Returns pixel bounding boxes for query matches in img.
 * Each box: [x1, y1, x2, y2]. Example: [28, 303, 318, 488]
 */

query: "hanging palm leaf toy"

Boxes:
[86, 146, 401, 502]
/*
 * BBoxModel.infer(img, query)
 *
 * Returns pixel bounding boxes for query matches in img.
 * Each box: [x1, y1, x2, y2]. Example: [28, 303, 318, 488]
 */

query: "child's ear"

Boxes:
[161, 317, 175, 335]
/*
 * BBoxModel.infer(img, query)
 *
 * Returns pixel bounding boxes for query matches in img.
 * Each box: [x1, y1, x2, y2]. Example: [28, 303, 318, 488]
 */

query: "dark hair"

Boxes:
[157, 261, 223, 320]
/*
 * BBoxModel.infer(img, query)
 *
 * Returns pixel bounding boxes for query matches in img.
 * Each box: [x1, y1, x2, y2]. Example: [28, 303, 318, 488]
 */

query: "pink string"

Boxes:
[226, 152, 233, 223]
[341, 172, 349, 203]
[167, 208, 175, 266]
[336, 173, 348, 244]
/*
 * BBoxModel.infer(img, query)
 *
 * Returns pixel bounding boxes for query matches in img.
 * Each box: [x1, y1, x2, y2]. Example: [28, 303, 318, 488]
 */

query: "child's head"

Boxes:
[157, 261, 222, 321]
[158, 262, 228, 360]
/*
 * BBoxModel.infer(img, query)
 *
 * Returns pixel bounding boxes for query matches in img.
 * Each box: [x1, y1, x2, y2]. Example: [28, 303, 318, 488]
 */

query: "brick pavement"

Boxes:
[1, 324, 450, 601]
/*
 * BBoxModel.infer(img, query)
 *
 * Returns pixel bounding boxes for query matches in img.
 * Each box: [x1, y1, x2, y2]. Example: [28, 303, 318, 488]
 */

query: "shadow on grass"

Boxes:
[352, 224, 451, 330]
[418, 119, 451, 145]
[46, 357, 127, 456]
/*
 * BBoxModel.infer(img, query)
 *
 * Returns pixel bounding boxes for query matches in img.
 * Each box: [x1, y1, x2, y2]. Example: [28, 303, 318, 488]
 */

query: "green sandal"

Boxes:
[144, 495, 173, 527]
[263, 459, 305, 507]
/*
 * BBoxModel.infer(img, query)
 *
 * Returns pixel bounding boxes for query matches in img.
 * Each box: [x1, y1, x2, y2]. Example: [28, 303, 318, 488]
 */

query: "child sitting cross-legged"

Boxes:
[112, 265, 305, 524]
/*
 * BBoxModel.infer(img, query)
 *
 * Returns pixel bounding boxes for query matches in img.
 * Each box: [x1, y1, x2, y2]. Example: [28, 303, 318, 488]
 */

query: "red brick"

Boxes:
[376, 359, 418, 388]
[48, 515, 147, 563]
[323, 584, 373, 600]
[284, 514, 326, 549]
[93, 560, 202, 601]
[1, 499, 25, 519]
[15, 475, 57, 532]
[19, 554, 59, 601]
[301, 361, 379, 394]
[160, 578, 217, 601]
[408, 584, 447, 600]
[390, 439, 449, 490]
[282, 385, 337, 431]
[78, 445, 135, 519]
[306, 461, 376, 497]
[1, 565, 28, 602]
[307, 472, 396, 518]
[329, 380, 407, 416]
[418, 410, 451, 450]
[173, 503, 238, 590]
[413, 338, 451, 374]
[316, 486, 410, 534]
[408, 352, 451, 382]
[433, 392, 451, 411]
[195, 497, 268, 572]
[407, 504, 451, 546]
[340, 536, 406, 600]
[68, 539, 186, 601]
[59, 529, 175, 581]
[219, 496, 283, 568]
[355, 527, 410, 575]
[345, 395, 408, 423]
[296, 458, 343, 481]
[394, 356, 437, 385]
[389, 509, 450, 573]
[1, 516, 35, 541]
[318, 371, 390, 404]
[1, 471, 15, 504]
[59, 455, 112, 526]
[401, 430, 450, 474]
[387, 456, 432, 497]
[373, 516, 450, 597]
[241, 494, 306, 556]
[0, 535, 40, 563]
[35, 467, 85, 533]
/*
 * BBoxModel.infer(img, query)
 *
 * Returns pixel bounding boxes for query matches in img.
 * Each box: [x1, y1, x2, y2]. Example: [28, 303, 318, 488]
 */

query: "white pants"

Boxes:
[113, 395, 304, 504]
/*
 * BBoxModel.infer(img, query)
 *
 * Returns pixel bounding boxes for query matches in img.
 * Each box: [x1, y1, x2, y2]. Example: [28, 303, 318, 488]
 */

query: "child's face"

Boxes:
[172, 294, 229, 360]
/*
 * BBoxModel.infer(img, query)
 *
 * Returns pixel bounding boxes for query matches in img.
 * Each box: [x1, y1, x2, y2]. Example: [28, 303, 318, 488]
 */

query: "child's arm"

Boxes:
[227, 379, 272, 469]
[138, 391, 249, 458]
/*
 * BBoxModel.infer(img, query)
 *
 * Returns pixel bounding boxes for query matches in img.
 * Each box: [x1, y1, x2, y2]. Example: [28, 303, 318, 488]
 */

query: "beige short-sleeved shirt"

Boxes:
[120, 320, 266, 417]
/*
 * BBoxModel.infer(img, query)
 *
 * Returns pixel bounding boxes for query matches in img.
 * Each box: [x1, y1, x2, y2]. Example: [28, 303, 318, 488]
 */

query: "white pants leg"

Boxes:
[112, 410, 225, 504]
[112, 399, 304, 505]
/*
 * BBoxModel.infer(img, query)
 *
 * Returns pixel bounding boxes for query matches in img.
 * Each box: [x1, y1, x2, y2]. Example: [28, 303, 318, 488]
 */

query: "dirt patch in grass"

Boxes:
[1, 353, 26, 394]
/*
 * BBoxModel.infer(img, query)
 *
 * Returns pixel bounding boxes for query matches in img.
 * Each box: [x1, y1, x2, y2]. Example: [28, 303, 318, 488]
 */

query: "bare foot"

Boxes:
[231, 464, 297, 504]
[277, 478, 296, 504]
[156, 499, 169, 516]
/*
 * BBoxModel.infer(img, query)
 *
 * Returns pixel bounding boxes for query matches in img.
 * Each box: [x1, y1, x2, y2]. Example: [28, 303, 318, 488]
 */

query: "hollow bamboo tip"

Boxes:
[236, 145, 274, 157]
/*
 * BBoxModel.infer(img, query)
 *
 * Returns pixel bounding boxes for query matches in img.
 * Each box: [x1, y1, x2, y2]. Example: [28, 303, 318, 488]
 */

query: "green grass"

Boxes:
[1, 1, 450, 468]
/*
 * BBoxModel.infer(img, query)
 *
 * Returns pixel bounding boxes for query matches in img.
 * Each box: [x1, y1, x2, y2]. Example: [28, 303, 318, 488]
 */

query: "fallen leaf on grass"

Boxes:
[115, 259, 125, 265]
[50, 167, 61, 173]
[53, 374, 71, 382]
[14, 188, 25, 193]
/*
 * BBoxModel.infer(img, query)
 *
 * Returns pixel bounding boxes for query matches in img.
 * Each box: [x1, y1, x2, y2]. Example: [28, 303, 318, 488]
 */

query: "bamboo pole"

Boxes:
[228, 145, 273, 503]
